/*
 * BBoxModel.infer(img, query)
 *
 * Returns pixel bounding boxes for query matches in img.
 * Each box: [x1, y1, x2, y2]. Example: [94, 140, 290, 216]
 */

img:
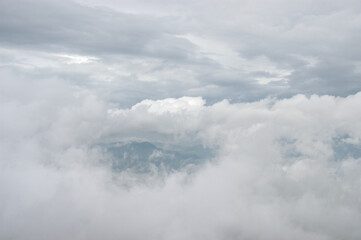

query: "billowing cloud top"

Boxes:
[1, 0, 361, 240]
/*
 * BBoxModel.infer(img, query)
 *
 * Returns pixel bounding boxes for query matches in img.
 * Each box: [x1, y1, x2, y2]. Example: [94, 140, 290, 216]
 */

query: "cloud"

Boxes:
[2, 0, 361, 105]
[1, 68, 361, 239]
[2, 1, 361, 239]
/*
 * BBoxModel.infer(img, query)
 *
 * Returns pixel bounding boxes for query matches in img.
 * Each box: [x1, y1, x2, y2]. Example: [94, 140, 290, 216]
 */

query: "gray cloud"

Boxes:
[0, 2, 163, 54]
[2, 0, 361, 104]
[2, 1, 361, 239]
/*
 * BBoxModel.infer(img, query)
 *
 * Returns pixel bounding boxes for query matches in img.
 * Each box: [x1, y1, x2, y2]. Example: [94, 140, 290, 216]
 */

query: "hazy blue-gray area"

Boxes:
[103, 141, 213, 173]
[278, 136, 361, 162]
[332, 136, 361, 161]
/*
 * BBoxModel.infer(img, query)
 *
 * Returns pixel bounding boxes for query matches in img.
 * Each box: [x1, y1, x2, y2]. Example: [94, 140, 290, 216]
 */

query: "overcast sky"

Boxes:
[2, 0, 361, 105]
[1, 1, 361, 240]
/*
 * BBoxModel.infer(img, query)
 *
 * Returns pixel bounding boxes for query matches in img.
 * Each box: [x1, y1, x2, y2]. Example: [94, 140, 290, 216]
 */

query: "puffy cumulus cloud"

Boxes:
[1, 70, 361, 239]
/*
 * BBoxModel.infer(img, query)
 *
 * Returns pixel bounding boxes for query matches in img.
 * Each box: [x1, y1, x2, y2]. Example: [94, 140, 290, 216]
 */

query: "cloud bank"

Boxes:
[1, 73, 361, 239]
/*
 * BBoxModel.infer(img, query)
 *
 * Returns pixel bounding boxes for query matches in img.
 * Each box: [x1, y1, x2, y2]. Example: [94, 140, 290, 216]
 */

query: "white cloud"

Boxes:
[2, 70, 361, 239]
[177, 34, 292, 85]
[2, 0, 361, 239]
[54, 54, 99, 64]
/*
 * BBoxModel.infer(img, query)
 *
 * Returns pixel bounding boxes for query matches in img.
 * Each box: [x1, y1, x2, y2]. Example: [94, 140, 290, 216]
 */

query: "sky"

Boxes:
[1, 0, 361, 239]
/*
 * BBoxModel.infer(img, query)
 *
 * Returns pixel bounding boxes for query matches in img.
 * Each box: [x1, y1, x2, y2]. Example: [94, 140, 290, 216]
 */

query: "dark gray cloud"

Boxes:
[0, 0, 186, 57]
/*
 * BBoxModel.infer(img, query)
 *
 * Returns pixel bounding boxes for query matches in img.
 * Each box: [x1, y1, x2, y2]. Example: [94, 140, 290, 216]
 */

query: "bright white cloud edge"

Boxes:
[1, 81, 361, 239]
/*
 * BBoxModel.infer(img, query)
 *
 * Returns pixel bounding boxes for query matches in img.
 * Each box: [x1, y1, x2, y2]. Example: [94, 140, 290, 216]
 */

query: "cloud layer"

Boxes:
[1, 1, 361, 239]
[1, 72, 361, 239]
[1, 0, 361, 106]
